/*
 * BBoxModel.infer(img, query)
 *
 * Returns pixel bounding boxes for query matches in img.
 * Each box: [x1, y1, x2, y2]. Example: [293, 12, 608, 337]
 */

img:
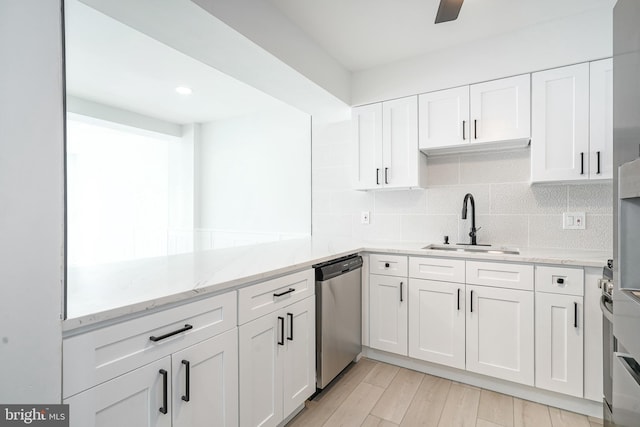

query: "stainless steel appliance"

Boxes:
[613, 2, 640, 424]
[314, 254, 362, 389]
[600, 260, 614, 426]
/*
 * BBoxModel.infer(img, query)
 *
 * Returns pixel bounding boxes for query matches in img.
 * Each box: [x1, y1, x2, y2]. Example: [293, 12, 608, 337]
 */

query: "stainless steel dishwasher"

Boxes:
[314, 254, 363, 389]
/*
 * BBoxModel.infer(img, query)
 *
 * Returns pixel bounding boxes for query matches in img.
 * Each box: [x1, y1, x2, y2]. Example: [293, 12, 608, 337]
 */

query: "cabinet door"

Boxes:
[531, 63, 590, 182]
[418, 86, 469, 149]
[369, 274, 408, 355]
[382, 96, 419, 189]
[408, 279, 465, 369]
[282, 297, 316, 417]
[352, 103, 383, 190]
[172, 329, 238, 427]
[239, 314, 283, 427]
[535, 293, 584, 397]
[470, 74, 530, 144]
[466, 285, 534, 386]
[589, 58, 613, 180]
[64, 357, 172, 427]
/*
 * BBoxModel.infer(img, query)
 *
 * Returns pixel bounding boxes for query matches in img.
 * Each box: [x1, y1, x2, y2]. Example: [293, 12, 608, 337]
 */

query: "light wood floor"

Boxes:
[287, 358, 603, 427]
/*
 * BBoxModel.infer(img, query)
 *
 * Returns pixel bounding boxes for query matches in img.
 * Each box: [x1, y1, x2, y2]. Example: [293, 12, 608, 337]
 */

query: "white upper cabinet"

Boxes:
[353, 96, 427, 190]
[531, 60, 613, 183]
[589, 58, 614, 180]
[353, 103, 383, 190]
[470, 74, 531, 144]
[419, 74, 530, 154]
[419, 86, 470, 149]
[531, 63, 590, 182]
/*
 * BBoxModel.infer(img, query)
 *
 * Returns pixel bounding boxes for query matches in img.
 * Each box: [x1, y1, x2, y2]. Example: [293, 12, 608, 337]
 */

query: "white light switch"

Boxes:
[563, 212, 586, 230]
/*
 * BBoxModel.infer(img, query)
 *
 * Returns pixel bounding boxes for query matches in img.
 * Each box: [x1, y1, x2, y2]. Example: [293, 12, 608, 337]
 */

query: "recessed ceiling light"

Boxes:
[175, 86, 192, 95]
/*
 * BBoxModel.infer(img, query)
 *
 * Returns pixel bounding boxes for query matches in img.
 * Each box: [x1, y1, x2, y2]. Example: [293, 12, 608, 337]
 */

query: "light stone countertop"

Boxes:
[63, 237, 611, 332]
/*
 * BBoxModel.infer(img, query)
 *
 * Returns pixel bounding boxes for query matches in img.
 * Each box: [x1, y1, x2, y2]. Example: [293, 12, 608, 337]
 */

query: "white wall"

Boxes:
[192, 0, 351, 106]
[197, 107, 311, 246]
[0, 0, 63, 402]
[352, 7, 613, 105]
[313, 120, 613, 252]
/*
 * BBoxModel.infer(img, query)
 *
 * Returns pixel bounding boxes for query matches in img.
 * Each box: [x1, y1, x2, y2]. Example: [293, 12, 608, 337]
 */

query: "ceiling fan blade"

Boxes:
[435, 0, 464, 24]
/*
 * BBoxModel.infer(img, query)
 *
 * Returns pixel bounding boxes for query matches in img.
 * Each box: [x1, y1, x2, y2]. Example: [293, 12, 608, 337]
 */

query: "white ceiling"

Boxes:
[269, 0, 616, 71]
[65, 0, 291, 125]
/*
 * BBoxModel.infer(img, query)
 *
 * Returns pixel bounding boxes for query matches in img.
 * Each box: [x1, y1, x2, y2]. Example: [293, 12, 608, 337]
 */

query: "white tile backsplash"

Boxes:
[312, 120, 612, 252]
[567, 182, 613, 214]
[374, 190, 428, 215]
[459, 149, 531, 184]
[491, 183, 567, 215]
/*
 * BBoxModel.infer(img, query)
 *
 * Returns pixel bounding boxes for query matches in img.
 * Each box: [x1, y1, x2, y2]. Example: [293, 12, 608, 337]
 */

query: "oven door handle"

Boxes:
[600, 295, 614, 323]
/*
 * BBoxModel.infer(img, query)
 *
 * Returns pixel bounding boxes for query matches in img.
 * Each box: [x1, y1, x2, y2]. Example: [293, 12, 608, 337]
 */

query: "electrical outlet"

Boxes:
[361, 211, 370, 224]
[563, 212, 586, 230]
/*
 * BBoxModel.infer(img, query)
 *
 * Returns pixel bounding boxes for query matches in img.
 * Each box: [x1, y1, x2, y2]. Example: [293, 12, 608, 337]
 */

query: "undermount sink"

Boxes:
[422, 243, 520, 255]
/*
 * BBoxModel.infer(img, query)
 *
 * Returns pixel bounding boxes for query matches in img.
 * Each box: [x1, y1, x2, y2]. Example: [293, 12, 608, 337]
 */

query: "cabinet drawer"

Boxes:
[535, 265, 584, 296]
[63, 290, 236, 399]
[369, 254, 408, 277]
[238, 269, 314, 325]
[466, 261, 533, 291]
[409, 257, 465, 283]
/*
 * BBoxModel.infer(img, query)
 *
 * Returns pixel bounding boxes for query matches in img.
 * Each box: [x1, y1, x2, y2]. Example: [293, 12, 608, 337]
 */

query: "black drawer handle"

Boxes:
[385, 262, 390, 268]
[274, 288, 295, 298]
[597, 151, 601, 174]
[556, 278, 565, 284]
[457, 288, 461, 311]
[462, 121, 466, 140]
[474, 119, 477, 139]
[150, 324, 193, 342]
[287, 313, 293, 341]
[580, 152, 584, 175]
[376, 168, 380, 185]
[470, 290, 474, 313]
[159, 369, 168, 414]
[278, 316, 285, 345]
[385, 167, 389, 184]
[574, 302, 578, 328]
[181, 360, 190, 402]
[400, 281, 403, 302]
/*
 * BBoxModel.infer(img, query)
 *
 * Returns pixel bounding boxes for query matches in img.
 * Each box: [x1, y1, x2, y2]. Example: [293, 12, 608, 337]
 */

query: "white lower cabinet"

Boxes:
[535, 292, 584, 397]
[408, 278, 465, 369]
[65, 357, 172, 427]
[369, 273, 408, 355]
[465, 284, 535, 386]
[239, 296, 315, 427]
[172, 329, 239, 427]
[65, 329, 238, 427]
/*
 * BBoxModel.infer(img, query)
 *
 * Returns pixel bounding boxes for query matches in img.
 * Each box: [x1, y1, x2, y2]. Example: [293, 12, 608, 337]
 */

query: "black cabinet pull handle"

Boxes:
[273, 288, 295, 298]
[556, 278, 564, 284]
[462, 121, 466, 140]
[470, 290, 474, 313]
[181, 360, 190, 402]
[159, 369, 168, 414]
[278, 316, 285, 345]
[384, 167, 389, 184]
[580, 152, 584, 175]
[400, 281, 403, 302]
[384, 262, 390, 268]
[376, 168, 380, 185]
[150, 324, 193, 342]
[287, 313, 294, 341]
[597, 151, 601, 174]
[574, 302, 578, 328]
[457, 288, 461, 311]
[474, 120, 477, 139]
